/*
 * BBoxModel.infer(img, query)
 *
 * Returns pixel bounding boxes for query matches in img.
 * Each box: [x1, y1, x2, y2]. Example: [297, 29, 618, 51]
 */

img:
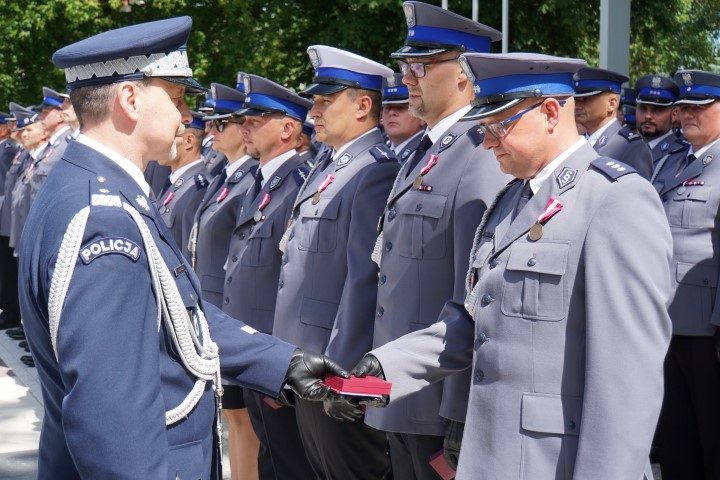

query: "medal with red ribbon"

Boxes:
[529, 197, 563, 241]
[216, 186, 230, 203]
[253, 193, 271, 222]
[312, 173, 334, 205]
[162, 191, 175, 207]
[413, 154, 439, 191]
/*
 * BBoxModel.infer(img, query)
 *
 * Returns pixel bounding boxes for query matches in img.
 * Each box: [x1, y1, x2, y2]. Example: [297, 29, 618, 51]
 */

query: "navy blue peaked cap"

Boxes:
[203, 83, 246, 120]
[187, 110, 206, 130]
[235, 74, 312, 121]
[674, 70, 720, 105]
[634, 75, 678, 106]
[382, 73, 409, 104]
[620, 87, 637, 106]
[392, 1, 501, 58]
[52, 16, 205, 94]
[573, 67, 629, 97]
[40, 87, 64, 109]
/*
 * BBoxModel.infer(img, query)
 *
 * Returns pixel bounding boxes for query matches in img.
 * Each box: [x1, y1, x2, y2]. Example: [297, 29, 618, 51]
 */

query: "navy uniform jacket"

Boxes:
[223, 153, 308, 332]
[395, 129, 424, 164]
[0, 149, 28, 237]
[18, 141, 295, 480]
[9, 143, 51, 249]
[592, 120, 653, 180]
[653, 141, 720, 336]
[29, 130, 73, 203]
[273, 128, 400, 369]
[373, 143, 672, 479]
[366, 122, 511, 435]
[143, 160, 172, 198]
[0, 138, 19, 207]
[159, 161, 210, 253]
[193, 156, 257, 307]
[202, 145, 227, 179]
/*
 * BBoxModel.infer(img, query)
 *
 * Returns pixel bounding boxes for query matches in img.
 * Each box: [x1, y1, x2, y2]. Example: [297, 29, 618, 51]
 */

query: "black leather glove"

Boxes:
[350, 354, 385, 379]
[275, 389, 295, 408]
[443, 419, 464, 471]
[284, 348, 349, 401]
[323, 394, 365, 422]
[715, 328, 720, 363]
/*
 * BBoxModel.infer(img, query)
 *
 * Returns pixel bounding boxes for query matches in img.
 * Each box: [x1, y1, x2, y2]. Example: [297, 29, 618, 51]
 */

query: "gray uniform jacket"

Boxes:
[366, 122, 510, 434]
[0, 139, 19, 208]
[653, 140, 720, 336]
[9, 143, 51, 249]
[593, 120, 653, 180]
[223, 153, 309, 333]
[372, 142, 672, 480]
[29, 129, 73, 204]
[193, 156, 257, 307]
[395, 129, 425, 164]
[158, 161, 210, 253]
[273, 128, 400, 369]
[0, 149, 27, 237]
[649, 131, 689, 165]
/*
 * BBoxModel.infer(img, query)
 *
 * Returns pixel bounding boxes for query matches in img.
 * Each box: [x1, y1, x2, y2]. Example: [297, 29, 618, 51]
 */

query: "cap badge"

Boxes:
[403, 3, 416, 28]
[651, 76, 662, 89]
[211, 84, 218, 98]
[308, 48, 320, 68]
[703, 155, 713, 166]
[386, 75, 396, 88]
[243, 76, 251, 94]
[174, 178, 184, 188]
[682, 73, 693, 86]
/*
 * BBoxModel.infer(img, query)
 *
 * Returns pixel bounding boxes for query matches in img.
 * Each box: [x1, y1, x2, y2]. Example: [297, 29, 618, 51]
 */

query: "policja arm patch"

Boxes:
[79, 237, 141, 264]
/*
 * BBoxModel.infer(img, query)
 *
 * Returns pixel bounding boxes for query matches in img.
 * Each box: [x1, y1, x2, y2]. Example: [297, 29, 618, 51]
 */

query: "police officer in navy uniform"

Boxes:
[157, 111, 210, 251]
[633, 75, 688, 168]
[18, 17, 348, 480]
[0, 111, 19, 330]
[652, 69, 720, 480]
[574, 67, 654, 180]
[272, 45, 399, 480]
[349, 52, 672, 480]
[222, 73, 315, 480]
[381, 72, 425, 163]
[359, 2, 509, 477]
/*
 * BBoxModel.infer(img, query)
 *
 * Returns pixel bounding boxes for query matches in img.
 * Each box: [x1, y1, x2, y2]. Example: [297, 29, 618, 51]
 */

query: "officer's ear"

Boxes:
[542, 98, 563, 133]
[279, 117, 296, 142]
[183, 129, 196, 151]
[116, 81, 142, 124]
[355, 95, 373, 122]
[607, 93, 619, 114]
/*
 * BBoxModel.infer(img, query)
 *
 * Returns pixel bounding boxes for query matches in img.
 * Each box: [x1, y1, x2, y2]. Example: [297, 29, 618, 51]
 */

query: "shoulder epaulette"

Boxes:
[590, 158, 637, 181]
[466, 124, 485, 147]
[370, 145, 397, 164]
[618, 127, 642, 143]
[293, 165, 310, 186]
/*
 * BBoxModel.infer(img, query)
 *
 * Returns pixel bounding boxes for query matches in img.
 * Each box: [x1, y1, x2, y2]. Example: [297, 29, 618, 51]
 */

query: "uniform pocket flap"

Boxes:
[676, 261, 718, 287]
[168, 440, 204, 479]
[250, 220, 273, 239]
[303, 197, 341, 220]
[506, 241, 569, 275]
[673, 187, 710, 202]
[395, 191, 448, 219]
[300, 297, 338, 329]
[521, 392, 582, 436]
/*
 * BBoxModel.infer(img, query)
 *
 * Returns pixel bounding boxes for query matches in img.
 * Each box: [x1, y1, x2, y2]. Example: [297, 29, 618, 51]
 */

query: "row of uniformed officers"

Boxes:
[4, 1, 720, 479]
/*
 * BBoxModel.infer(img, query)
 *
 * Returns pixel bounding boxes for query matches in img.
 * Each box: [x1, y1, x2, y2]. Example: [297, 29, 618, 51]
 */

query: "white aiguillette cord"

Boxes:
[48, 202, 221, 428]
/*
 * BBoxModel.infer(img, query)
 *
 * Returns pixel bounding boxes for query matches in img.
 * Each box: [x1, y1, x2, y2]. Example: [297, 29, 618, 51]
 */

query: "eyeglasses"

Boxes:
[211, 117, 244, 133]
[397, 57, 459, 79]
[480, 100, 566, 140]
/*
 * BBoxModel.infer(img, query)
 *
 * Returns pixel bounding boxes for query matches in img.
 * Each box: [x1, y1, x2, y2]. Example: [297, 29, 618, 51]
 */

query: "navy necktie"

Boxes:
[251, 169, 264, 200]
[513, 181, 533, 220]
[405, 134, 432, 178]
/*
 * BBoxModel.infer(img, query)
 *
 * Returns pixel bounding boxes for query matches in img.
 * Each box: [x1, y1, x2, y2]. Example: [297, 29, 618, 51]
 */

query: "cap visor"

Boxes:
[635, 98, 674, 107]
[674, 97, 717, 106]
[163, 77, 208, 95]
[202, 112, 234, 121]
[233, 106, 271, 117]
[300, 83, 347, 97]
[391, 45, 449, 59]
[573, 90, 602, 98]
[382, 98, 410, 105]
[461, 98, 525, 121]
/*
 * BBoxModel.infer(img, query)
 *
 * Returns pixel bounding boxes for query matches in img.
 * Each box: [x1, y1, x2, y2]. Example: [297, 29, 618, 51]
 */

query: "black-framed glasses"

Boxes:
[397, 57, 459, 79]
[211, 117, 244, 133]
[480, 100, 566, 140]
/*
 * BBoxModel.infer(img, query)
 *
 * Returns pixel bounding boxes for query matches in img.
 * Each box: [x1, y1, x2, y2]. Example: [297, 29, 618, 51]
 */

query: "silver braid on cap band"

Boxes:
[64, 51, 192, 84]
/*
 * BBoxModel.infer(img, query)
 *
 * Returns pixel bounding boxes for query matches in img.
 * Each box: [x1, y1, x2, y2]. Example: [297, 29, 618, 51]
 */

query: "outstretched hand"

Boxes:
[284, 348, 349, 401]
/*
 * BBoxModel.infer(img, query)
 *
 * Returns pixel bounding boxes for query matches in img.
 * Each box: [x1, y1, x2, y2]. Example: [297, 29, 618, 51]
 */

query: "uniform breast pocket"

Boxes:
[396, 191, 448, 259]
[669, 188, 712, 228]
[168, 439, 204, 480]
[241, 221, 274, 267]
[299, 197, 341, 253]
[501, 241, 570, 321]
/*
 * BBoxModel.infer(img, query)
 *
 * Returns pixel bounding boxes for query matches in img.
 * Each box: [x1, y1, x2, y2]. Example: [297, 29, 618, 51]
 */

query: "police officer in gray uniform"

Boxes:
[28, 87, 73, 203]
[574, 67, 654, 180]
[348, 52, 672, 480]
[652, 70, 720, 480]
[157, 111, 210, 251]
[371, 3, 508, 476]
[381, 72, 425, 163]
[272, 45, 399, 480]
[222, 73, 315, 480]
[0, 111, 19, 329]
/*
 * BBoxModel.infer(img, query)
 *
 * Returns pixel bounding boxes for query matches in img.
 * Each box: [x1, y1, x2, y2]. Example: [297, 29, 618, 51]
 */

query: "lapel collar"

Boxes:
[493, 143, 595, 256]
[332, 128, 384, 174]
[593, 120, 620, 151]
[658, 148, 716, 196]
[237, 154, 299, 225]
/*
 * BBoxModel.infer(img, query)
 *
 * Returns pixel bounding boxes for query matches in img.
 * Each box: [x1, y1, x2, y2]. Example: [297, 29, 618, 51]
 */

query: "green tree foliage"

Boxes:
[0, 0, 717, 108]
